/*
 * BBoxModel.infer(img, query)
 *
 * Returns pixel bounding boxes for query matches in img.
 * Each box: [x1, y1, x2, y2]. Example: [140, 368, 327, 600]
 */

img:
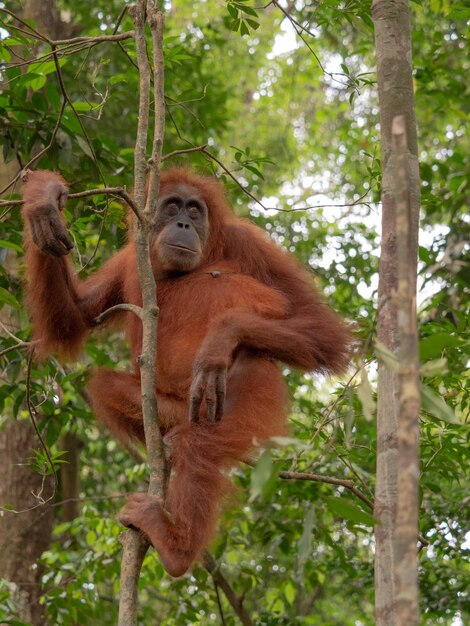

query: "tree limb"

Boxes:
[117, 2, 168, 625]
[95, 303, 143, 324]
[204, 552, 254, 626]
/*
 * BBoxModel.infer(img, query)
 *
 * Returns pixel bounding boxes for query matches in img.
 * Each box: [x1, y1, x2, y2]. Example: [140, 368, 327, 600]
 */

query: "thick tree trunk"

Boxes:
[0, 3, 71, 625]
[372, 1, 421, 625]
[0, 421, 54, 626]
[24, 0, 64, 37]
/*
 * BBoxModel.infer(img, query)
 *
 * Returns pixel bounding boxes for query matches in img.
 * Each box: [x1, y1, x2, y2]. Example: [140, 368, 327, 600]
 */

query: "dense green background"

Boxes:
[0, 1, 468, 624]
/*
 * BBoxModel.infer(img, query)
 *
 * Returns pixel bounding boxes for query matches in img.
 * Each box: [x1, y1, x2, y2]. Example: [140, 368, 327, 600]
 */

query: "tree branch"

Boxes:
[117, 2, 168, 625]
[68, 187, 143, 222]
[204, 553, 254, 626]
[162, 144, 207, 162]
[51, 32, 135, 46]
[95, 303, 143, 325]
[276, 467, 427, 547]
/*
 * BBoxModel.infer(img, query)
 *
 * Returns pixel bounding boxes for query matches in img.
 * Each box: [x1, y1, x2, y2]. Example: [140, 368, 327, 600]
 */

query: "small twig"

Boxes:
[52, 32, 135, 46]
[276, 467, 428, 547]
[0, 16, 110, 199]
[113, 5, 129, 35]
[0, 187, 143, 220]
[278, 469, 374, 509]
[289, 364, 361, 471]
[25, 350, 58, 505]
[201, 147, 271, 211]
[51, 47, 106, 187]
[0, 8, 134, 47]
[0, 7, 49, 42]
[272, 0, 319, 40]
[158, 138, 373, 215]
[0, 322, 28, 343]
[204, 553, 254, 626]
[2, 40, 110, 71]
[0, 341, 35, 358]
[162, 144, 208, 162]
[95, 303, 144, 325]
[0, 493, 128, 515]
[272, 1, 354, 91]
[0, 199, 22, 208]
[0, 191, 373, 214]
[0, 95, 66, 197]
[336, 449, 373, 497]
[70, 188, 142, 221]
[213, 580, 227, 626]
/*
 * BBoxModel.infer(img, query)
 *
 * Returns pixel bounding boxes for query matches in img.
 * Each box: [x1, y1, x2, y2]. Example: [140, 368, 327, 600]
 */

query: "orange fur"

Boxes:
[21, 168, 352, 576]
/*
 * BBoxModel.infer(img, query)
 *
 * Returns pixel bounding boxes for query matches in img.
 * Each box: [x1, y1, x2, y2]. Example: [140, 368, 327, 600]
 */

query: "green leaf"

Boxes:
[249, 449, 275, 502]
[242, 163, 264, 179]
[109, 74, 127, 85]
[357, 364, 375, 421]
[76, 135, 94, 159]
[31, 92, 48, 112]
[22, 73, 47, 91]
[228, 18, 241, 32]
[227, 3, 238, 18]
[1, 38, 25, 47]
[0, 240, 23, 254]
[447, 6, 470, 19]
[325, 497, 377, 526]
[421, 384, 460, 425]
[45, 418, 62, 447]
[375, 341, 399, 372]
[420, 357, 448, 377]
[72, 101, 96, 112]
[235, 4, 258, 17]
[240, 21, 250, 36]
[419, 333, 463, 360]
[27, 59, 66, 76]
[0, 287, 19, 309]
[247, 18, 260, 30]
[86, 531, 97, 546]
[270, 436, 308, 448]
[1, 46, 11, 62]
[284, 580, 297, 604]
[297, 505, 315, 563]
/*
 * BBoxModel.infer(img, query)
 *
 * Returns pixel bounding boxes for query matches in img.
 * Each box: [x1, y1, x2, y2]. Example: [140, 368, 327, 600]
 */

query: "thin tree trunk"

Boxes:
[117, 3, 168, 624]
[0, 421, 54, 626]
[372, 1, 421, 625]
[392, 115, 421, 626]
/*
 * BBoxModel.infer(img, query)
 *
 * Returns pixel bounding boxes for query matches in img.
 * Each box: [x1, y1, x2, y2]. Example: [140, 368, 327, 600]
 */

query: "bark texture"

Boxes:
[392, 116, 421, 626]
[117, 2, 167, 624]
[0, 421, 54, 626]
[0, 4, 65, 622]
[372, 1, 421, 625]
